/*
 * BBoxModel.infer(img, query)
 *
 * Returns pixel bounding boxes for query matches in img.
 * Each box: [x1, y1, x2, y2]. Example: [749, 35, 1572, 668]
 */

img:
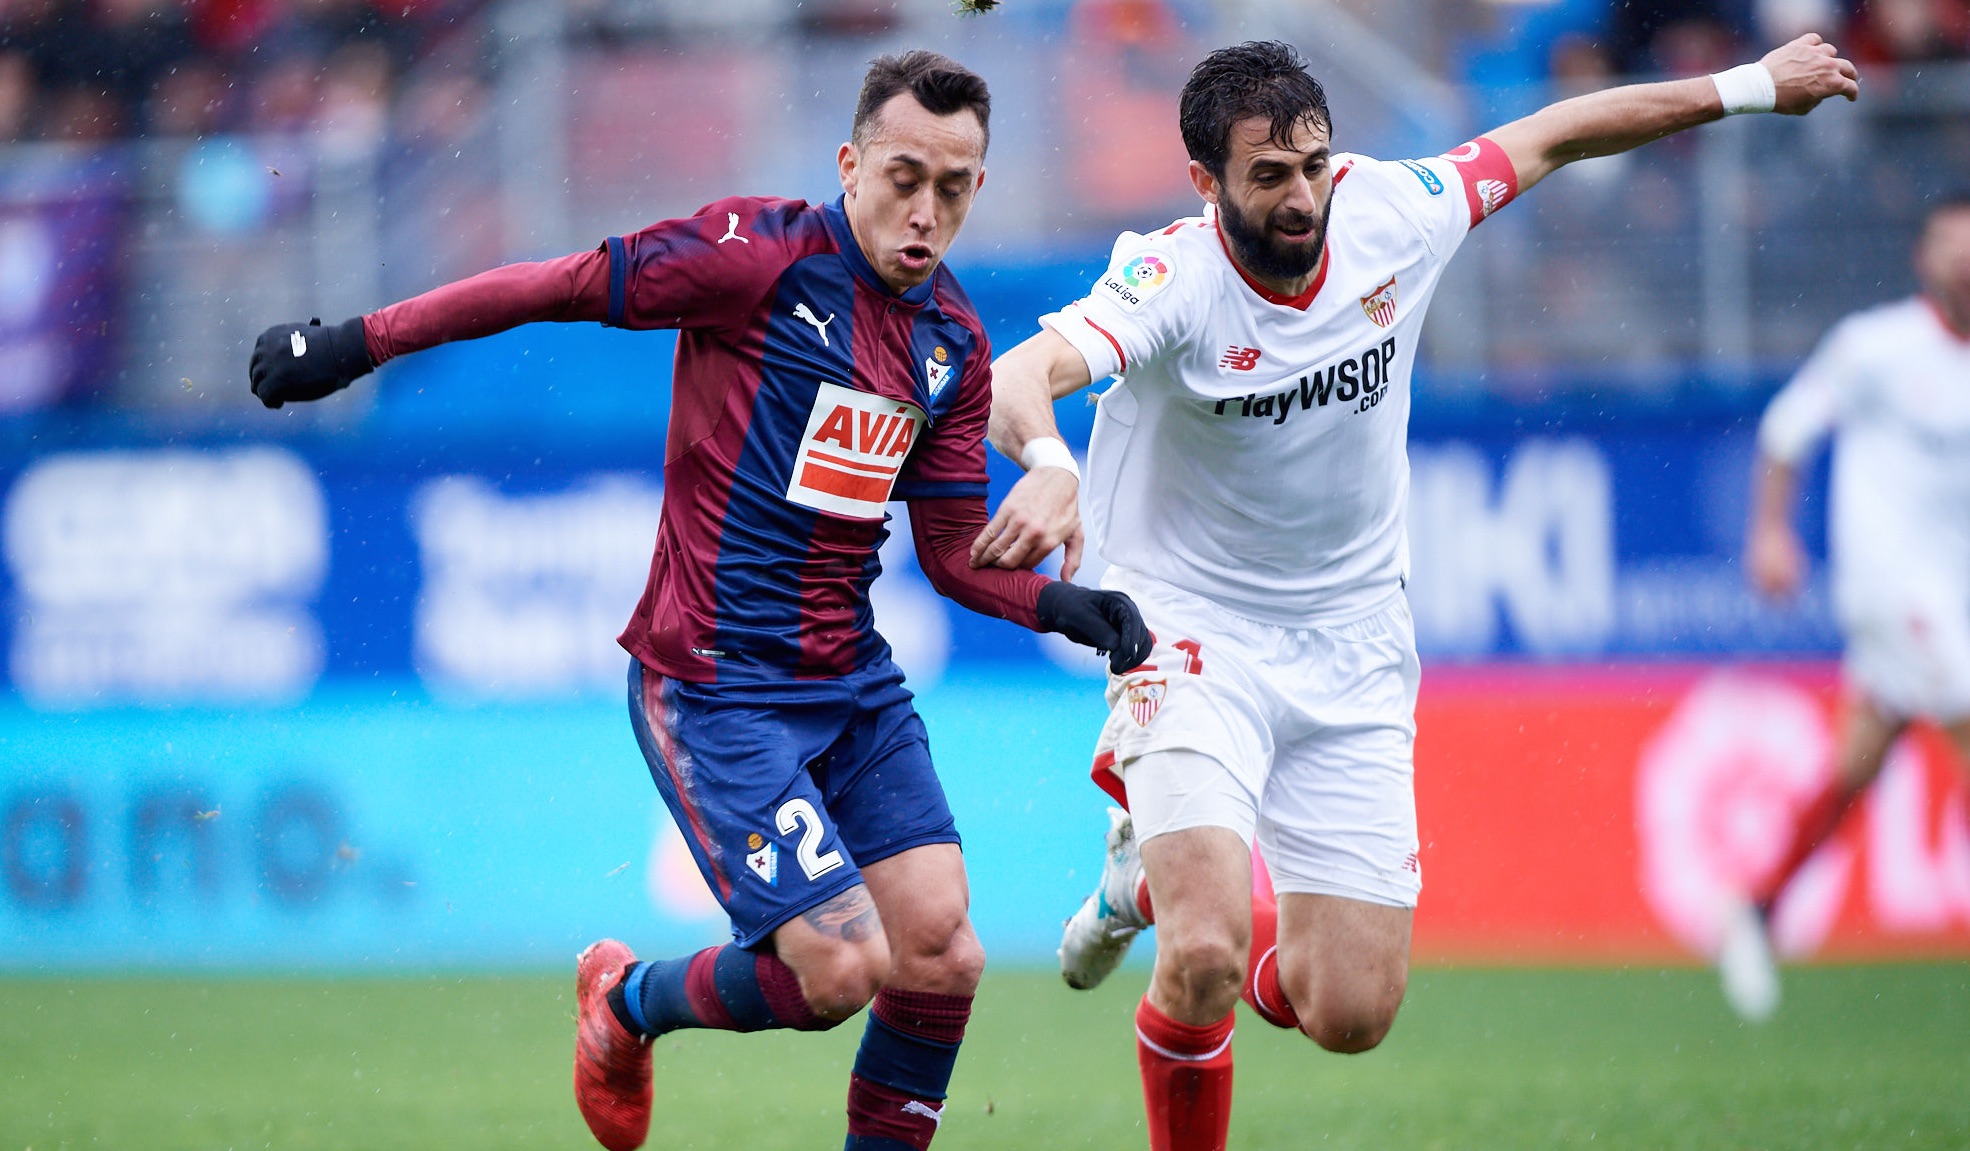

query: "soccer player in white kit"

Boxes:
[1717, 193, 1970, 1022]
[973, 37, 1859, 1151]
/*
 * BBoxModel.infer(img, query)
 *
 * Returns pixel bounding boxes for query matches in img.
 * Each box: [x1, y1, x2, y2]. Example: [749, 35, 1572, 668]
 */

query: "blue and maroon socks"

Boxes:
[607, 945, 831, 1038]
[843, 987, 972, 1150]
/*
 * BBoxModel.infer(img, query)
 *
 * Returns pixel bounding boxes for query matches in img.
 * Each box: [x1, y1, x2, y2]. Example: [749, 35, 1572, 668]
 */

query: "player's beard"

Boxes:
[1218, 192, 1328, 283]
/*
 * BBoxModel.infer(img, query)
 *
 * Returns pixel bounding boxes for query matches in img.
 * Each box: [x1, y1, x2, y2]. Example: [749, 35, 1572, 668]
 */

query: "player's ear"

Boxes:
[837, 141, 860, 196]
[1187, 160, 1220, 207]
[975, 165, 986, 195]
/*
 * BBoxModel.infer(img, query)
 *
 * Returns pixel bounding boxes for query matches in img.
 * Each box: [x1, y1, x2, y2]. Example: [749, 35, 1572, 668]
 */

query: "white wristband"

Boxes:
[1711, 63, 1776, 115]
[1019, 436, 1081, 481]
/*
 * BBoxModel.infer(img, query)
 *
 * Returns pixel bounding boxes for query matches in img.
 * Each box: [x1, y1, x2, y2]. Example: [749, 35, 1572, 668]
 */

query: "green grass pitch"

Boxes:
[3, 963, 1967, 1149]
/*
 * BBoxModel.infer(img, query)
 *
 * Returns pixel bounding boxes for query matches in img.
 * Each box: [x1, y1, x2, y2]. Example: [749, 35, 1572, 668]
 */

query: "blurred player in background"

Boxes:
[246, 51, 1149, 1151]
[1722, 192, 1970, 1021]
[981, 35, 1858, 1151]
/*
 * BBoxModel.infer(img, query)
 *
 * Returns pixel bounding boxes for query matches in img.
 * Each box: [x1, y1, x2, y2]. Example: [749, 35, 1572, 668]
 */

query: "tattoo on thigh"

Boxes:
[802, 887, 880, 943]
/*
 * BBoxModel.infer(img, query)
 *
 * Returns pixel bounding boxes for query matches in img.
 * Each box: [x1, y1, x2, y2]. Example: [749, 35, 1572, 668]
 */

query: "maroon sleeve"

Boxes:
[909, 497, 1046, 631]
[609, 197, 797, 336]
[362, 248, 611, 365]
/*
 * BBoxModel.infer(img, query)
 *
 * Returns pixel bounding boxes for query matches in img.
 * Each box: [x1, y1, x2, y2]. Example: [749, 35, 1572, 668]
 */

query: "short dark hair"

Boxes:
[852, 50, 991, 154]
[1179, 41, 1331, 178]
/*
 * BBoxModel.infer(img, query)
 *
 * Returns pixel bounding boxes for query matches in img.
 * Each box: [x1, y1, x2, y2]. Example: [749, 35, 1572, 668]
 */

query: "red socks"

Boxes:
[1754, 778, 1861, 912]
[1240, 898, 1299, 1029]
[1135, 998, 1234, 1151]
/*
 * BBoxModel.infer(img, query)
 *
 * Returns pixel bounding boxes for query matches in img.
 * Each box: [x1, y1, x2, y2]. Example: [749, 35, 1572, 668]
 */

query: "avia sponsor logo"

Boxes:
[785, 382, 926, 520]
[1218, 345, 1262, 372]
[1399, 159, 1444, 195]
[1359, 275, 1398, 328]
[1210, 336, 1398, 424]
[1100, 251, 1173, 310]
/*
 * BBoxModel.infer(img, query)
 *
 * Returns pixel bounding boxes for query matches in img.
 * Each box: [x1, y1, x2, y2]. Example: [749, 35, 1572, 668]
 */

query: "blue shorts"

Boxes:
[626, 656, 960, 948]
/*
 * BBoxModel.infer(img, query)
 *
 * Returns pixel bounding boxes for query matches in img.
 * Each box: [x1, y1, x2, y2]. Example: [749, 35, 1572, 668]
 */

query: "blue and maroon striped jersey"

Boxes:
[603, 195, 997, 682]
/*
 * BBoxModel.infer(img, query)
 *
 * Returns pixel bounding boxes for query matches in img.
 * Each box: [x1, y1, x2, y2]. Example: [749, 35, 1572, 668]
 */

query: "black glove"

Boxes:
[1037, 582, 1153, 675]
[249, 316, 373, 408]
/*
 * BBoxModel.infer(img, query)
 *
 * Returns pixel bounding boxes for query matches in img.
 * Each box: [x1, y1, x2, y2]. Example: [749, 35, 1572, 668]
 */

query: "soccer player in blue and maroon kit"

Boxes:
[248, 52, 1150, 1151]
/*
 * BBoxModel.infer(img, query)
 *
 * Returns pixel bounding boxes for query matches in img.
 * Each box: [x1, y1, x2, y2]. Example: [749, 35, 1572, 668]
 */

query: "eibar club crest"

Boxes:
[1359, 275, 1398, 329]
[1125, 677, 1167, 727]
[745, 833, 779, 886]
[925, 345, 954, 398]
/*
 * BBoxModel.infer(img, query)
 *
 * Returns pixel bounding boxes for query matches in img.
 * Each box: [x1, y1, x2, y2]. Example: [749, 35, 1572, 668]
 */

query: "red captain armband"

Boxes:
[1438, 136, 1519, 229]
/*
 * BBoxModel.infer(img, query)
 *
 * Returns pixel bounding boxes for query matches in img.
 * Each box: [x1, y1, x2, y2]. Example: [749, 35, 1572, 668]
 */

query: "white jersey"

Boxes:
[1043, 143, 1518, 628]
[1758, 297, 1970, 614]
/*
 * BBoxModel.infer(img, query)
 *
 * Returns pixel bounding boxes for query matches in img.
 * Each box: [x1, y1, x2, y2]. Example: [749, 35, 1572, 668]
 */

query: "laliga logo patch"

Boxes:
[1359, 275, 1398, 329]
[1121, 255, 1168, 288]
[1126, 677, 1167, 727]
[1475, 178, 1509, 219]
[1101, 252, 1172, 311]
[925, 344, 954, 398]
[745, 831, 779, 886]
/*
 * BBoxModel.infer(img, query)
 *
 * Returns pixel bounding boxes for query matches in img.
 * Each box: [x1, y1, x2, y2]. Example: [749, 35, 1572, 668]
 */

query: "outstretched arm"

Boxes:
[1485, 33, 1859, 195]
[250, 248, 612, 408]
[970, 327, 1097, 577]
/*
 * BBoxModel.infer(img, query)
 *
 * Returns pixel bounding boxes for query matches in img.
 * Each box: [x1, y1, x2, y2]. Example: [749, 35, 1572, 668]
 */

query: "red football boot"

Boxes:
[573, 939, 653, 1151]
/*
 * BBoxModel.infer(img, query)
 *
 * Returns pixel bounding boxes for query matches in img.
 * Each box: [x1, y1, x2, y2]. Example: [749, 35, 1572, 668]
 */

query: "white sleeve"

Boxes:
[1354, 137, 1523, 261]
[1039, 229, 1201, 380]
[1758, 323, 1855, 464]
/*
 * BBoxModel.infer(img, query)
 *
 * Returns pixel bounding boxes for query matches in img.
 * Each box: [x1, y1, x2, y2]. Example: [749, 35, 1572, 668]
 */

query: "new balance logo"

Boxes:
[290, 331, 308, 357]
[793, 303, 835, 346]
[718, 212, 749, 244]
[1218, 345, 1261, 372]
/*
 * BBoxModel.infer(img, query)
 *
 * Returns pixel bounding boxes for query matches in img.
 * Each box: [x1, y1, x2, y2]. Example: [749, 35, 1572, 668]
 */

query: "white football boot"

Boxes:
[1059, 806, 1149, 990]
[1717, 896, 1781, 1022]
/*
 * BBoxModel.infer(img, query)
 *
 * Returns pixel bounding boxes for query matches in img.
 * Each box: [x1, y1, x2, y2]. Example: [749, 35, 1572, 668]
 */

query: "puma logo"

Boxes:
[901, 1100, 944, 1127]
[290, 331, 308, 357]
[718, 212, 749, 244]
[793, 303, 835, 347]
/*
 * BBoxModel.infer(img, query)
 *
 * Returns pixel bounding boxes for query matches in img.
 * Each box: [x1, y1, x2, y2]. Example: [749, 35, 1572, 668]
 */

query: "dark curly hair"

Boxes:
[1179, 41, 1331, 178]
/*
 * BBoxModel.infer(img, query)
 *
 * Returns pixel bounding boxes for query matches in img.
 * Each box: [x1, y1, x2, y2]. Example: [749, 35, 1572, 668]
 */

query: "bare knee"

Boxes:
[797, 941, 890, 1022]
[779, 888, 893, 1020]
[1154, 928, 1248, 1020]
[891, 903, 986, 995]
[1295, 970, 1406, 1054]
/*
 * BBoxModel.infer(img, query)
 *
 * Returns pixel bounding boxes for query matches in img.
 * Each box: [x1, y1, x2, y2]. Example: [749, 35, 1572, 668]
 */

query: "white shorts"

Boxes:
[1841, 586, 1970, 722]
[1092, 568, 1422, 908]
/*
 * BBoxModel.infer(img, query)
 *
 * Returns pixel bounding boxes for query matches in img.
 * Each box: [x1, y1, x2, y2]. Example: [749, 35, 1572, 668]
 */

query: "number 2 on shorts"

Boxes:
[776, 797, 845, 880]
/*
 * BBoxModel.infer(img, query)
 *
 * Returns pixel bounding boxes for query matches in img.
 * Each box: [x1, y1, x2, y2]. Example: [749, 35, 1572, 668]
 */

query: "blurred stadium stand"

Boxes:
[1, 0, 1966, 417]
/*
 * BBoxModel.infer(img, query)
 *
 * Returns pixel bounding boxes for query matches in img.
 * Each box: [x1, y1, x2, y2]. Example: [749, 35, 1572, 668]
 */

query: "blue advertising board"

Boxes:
[0, 308, 1841, 969]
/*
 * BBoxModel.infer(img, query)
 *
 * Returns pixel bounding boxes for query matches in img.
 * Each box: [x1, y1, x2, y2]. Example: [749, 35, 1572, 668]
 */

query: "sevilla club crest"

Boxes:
[1126, 677, 1167, 727]
[1359, 275, 1398, 329]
